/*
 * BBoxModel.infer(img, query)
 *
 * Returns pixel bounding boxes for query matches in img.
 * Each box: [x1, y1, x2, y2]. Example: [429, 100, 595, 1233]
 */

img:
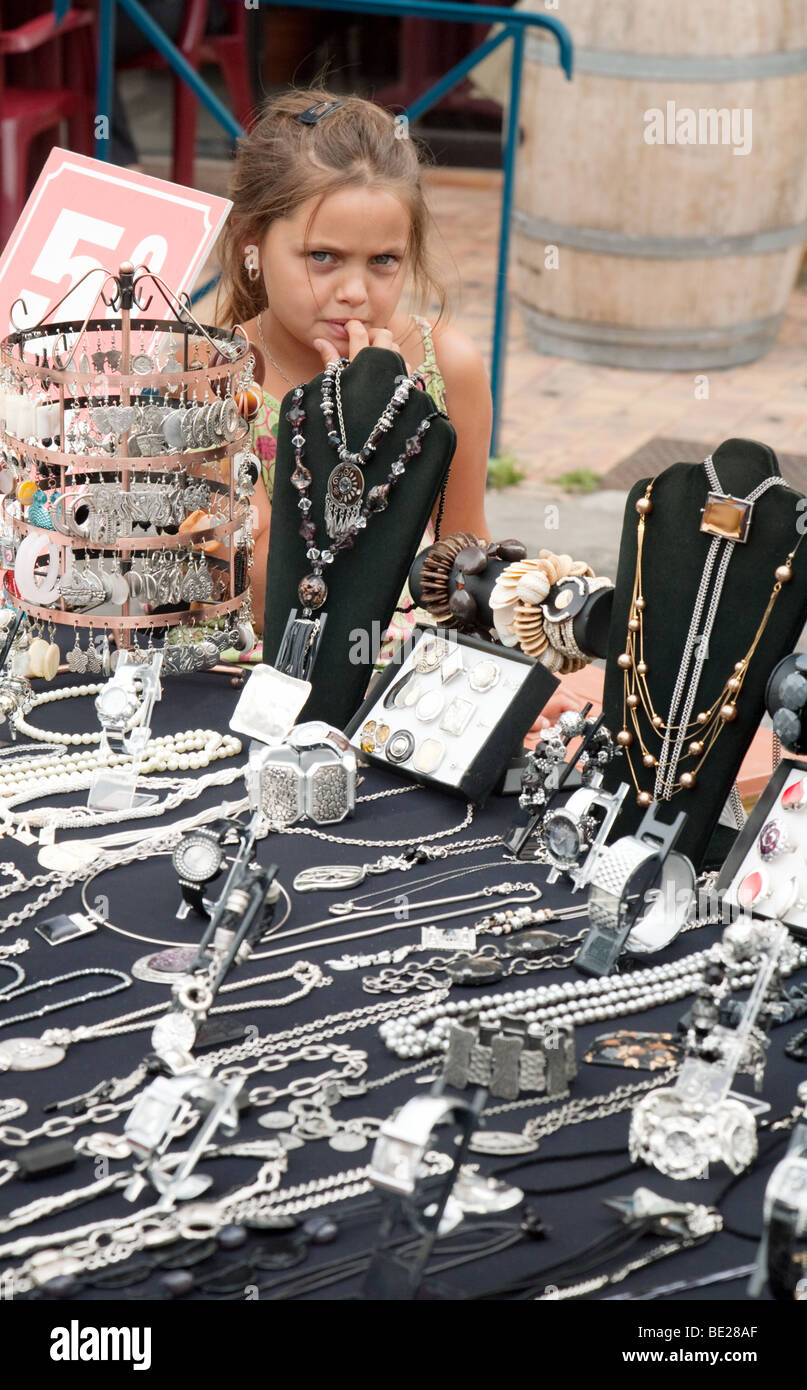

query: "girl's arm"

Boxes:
[431, 324, 492, 541]
[248, 477, 272, 636]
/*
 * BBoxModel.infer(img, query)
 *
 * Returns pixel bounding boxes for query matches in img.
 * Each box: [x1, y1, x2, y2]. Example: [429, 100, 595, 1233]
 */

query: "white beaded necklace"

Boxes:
[0, 732, 242, 834]
[11, 683, 109, 746]
[0, 730, 240, 793]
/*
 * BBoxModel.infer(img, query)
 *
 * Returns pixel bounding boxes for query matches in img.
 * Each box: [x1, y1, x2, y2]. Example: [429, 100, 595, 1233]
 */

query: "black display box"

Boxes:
[716, 756, 807, 943]
[344, 626, 559, 805]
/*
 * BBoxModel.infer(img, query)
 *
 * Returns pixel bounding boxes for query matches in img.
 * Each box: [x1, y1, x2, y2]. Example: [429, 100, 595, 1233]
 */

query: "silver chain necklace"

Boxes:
[655, 455, 787, 798]
[256, 311, 294, 386]
[278, 797, 475, 849]
[0, 967, 131, 1032]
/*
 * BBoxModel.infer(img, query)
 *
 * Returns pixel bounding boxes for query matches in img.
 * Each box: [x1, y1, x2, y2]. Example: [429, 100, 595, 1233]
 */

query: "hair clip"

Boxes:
[297, 101, 344, 125]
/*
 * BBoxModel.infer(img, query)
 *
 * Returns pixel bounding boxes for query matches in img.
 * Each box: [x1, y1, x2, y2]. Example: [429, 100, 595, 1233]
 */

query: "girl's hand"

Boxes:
[313, 319, 412, 373]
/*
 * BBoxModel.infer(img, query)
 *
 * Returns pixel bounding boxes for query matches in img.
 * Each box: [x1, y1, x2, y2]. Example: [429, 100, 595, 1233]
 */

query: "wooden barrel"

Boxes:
[511, 0, 807, 368]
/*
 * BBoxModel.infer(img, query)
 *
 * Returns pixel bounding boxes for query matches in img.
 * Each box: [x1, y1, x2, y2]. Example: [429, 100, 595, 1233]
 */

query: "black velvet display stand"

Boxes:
[263, 347, 456, 730]
[599, 439, 807, 869]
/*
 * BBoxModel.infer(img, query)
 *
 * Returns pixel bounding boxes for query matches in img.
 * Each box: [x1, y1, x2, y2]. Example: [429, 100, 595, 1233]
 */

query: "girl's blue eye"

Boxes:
[309, 251, 332, 263]
[373, 255, 399, 267]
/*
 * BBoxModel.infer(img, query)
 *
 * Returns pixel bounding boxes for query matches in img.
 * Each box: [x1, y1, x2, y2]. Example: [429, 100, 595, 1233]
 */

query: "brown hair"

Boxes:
[215, 86, 447, 329]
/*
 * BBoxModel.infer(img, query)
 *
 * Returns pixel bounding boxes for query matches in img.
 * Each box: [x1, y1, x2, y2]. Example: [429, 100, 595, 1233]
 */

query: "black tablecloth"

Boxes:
[0, 671, 800, 1305]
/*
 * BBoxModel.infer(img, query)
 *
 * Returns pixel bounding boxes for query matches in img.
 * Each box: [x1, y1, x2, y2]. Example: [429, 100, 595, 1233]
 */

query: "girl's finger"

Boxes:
[313, 337, 340, 368]
[368, 327, 396, 350]
[346, 319, 371, 358]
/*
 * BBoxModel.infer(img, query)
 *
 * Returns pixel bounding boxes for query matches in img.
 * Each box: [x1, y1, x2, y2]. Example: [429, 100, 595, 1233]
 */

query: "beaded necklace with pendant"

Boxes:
[287, 379, 440, 615]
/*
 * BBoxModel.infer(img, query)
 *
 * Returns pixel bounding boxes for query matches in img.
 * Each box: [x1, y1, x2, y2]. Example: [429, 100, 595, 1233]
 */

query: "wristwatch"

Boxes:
[542, 783, 628, 890]
[624, 850, 696, 955]
[95, 679, 141, 738]
[368, 1093, 478, 1198]
[94, 651, 162, 755]
[172, 824, 228, 916]
[577, 802, 688, 976]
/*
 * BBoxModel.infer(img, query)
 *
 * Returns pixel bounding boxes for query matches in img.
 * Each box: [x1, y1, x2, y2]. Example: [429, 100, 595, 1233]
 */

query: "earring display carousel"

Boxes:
[0, 263, 260, 676]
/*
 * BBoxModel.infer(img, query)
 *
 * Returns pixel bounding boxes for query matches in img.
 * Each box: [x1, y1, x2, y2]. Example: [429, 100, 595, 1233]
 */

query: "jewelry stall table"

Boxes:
[0, 671, 800, 1303]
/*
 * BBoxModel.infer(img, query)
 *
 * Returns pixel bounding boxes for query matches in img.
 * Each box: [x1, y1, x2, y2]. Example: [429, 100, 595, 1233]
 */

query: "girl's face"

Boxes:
[259, 186, 412, 350]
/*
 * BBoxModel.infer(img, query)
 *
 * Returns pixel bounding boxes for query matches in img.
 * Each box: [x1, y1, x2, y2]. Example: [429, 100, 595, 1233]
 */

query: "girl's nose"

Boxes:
[335, 274, 368, 308]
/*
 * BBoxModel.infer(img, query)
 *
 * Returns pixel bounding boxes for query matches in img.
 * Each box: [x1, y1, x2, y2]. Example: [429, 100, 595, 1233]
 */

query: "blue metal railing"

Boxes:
[90, 0, 573, 451]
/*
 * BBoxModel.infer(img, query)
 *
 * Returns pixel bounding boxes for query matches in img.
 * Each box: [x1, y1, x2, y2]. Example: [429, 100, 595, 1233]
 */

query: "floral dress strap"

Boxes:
[251, 391, 281, 502]
[410, 315, 447, 413]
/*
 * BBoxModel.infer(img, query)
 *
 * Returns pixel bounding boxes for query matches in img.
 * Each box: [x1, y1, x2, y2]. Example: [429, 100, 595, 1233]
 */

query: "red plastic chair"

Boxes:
[0, 4, 96, 246]
[118, 0, 254, 189]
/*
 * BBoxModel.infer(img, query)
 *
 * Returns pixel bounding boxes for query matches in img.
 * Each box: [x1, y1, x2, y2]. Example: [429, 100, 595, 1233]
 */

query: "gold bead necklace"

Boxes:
[619, 480, 801, 806]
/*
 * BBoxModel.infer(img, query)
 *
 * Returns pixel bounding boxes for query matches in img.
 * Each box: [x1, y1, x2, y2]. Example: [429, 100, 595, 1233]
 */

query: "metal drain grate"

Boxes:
[597, 437, 807, 493]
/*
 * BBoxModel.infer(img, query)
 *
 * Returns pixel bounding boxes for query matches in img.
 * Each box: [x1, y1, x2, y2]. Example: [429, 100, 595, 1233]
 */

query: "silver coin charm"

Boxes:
[276, 1133, 305, 1151]
[0, 1037, 66, 1071]
[257, 1110, 296, 1130]
[467, 1129, 539, 1156]
[328, 1129, 368, 1153]
[151, 1011, 196, 1057]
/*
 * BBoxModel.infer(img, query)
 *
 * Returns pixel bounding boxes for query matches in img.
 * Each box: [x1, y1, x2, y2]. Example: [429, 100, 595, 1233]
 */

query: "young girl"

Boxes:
[215, 86, 492, 645]
[215, 86, 580, 729]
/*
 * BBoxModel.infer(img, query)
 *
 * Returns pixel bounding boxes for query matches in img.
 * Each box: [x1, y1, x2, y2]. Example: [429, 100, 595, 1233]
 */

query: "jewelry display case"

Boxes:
[345, 626, 559, 803]
[717, 757, 807, 941]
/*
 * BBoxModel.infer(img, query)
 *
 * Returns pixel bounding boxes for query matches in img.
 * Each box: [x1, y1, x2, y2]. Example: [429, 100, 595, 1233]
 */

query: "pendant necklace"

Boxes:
[293, 834, 505, 894]
[277, 378, 442, 681]
[619, 457, 798, 805]
[322, 357, 417, 539]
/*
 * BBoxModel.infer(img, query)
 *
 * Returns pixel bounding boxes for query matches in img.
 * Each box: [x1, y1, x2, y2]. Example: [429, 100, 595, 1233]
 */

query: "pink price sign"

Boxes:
[0, 148, 232, 335]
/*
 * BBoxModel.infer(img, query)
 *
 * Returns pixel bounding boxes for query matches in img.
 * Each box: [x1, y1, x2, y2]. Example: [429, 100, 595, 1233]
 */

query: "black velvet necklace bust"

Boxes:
[599, 438, 807, 869]
[262, 346, 456, 729]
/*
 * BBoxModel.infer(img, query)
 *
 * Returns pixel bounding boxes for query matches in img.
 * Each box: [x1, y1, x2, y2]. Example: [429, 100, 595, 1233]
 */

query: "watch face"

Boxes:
[172, 835, 223, 884]
[545, 812, 582, 865]
[97, 685, 136, 723]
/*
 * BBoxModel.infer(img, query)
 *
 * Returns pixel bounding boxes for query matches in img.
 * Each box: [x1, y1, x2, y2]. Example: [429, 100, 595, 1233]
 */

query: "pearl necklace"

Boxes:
[10, 683, 106, 746]
[379, 942, 807, 1059]
[0, 731, 241, 807]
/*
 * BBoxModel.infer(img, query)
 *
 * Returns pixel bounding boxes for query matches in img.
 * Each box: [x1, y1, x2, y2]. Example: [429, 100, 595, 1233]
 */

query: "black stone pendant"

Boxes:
[298, 573, 328, 610]
[446, 956, 504, 986]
